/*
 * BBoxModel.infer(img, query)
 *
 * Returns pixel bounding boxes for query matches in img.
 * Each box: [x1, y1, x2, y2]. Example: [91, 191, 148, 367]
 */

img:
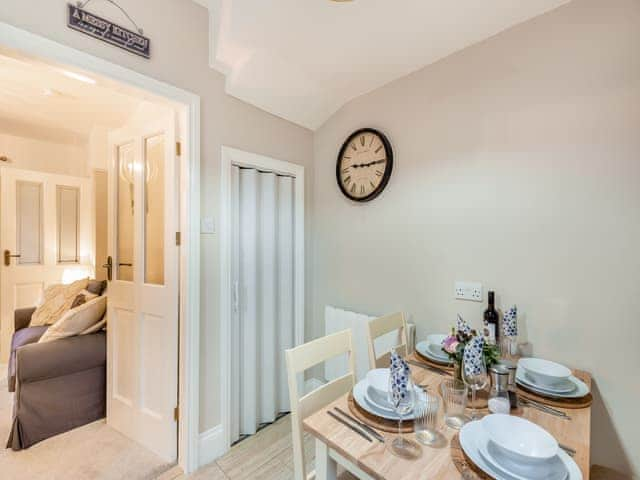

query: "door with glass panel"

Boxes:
[0, 167, 91, 362]
[106, 114, 179, 462]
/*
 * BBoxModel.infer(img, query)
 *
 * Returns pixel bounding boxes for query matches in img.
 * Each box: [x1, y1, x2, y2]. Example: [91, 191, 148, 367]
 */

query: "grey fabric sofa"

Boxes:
[5, 282, 107, 450]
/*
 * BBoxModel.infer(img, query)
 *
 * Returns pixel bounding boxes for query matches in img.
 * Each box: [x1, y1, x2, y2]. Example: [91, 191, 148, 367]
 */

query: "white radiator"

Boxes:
[324, 305, 415, 382]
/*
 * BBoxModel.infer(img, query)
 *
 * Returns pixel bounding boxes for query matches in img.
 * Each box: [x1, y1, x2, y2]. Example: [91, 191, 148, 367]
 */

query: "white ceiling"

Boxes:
[198, 0, 570, 130]
[0, 52, 142, 143]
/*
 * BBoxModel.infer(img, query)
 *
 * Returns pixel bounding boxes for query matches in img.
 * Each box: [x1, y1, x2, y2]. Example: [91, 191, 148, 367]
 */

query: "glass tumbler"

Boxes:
[440, 378, 468, 429]
[415, 392, 440, 446]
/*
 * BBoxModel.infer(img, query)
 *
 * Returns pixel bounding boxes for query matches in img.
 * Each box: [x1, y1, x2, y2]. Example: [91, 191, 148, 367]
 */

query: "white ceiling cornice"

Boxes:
[195, 0, 571, 131]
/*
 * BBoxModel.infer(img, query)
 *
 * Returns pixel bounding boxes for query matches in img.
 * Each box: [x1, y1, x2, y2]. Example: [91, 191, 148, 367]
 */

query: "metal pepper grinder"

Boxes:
[502, 360, 519, 409]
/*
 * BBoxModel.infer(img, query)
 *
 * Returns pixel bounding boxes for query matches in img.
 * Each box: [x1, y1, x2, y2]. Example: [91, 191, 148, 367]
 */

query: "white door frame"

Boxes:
[219, 146, 305, 452]
[0, 22, 201, 473]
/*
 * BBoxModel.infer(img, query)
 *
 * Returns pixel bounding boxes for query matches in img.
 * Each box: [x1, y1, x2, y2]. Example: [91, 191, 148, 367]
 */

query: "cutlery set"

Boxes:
[327, 407, 384, 443]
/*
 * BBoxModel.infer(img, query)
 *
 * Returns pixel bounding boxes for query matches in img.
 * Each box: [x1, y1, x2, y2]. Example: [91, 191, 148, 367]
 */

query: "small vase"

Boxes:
[453, 360, 463, 381]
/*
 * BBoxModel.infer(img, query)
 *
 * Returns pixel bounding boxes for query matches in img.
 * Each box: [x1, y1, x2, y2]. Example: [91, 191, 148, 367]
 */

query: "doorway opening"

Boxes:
[0, 22, 200, 476]
[219, 147, 305, 456]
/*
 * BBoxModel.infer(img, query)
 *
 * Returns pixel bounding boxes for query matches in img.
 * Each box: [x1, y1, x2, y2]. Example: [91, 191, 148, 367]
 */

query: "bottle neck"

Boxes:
[488, 291, 495, 308]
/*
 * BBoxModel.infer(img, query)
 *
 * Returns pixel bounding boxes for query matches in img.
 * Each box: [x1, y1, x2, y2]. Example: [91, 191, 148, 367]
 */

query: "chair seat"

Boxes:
[8, 325, 49, 392]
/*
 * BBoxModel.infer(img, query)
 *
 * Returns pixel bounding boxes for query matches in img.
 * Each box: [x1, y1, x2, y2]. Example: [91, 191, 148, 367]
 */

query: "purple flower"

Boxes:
[443, 335, 459, 354]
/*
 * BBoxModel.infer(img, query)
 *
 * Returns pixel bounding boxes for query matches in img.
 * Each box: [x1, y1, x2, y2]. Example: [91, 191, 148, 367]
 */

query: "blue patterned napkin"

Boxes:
[503, 305, 518, 337]
[457, 313, 471, 336]
[389, 350, 410, 407]
[463, 336, 485, 377]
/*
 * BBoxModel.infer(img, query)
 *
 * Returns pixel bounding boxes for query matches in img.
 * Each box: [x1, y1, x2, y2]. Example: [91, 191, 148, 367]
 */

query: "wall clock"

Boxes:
[336, 128, 393, 202]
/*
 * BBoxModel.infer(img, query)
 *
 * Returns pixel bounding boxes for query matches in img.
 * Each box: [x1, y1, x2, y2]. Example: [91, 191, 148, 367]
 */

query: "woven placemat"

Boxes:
[347, 393, 413, 434]
[450, 433, 491, 479]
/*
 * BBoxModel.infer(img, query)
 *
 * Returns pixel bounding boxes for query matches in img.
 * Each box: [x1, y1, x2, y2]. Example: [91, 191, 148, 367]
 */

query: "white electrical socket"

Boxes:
[455, 281, 483, 302]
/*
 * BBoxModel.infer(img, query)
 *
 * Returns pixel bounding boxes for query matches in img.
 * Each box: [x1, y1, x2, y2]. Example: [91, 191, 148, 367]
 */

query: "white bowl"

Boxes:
[481, 414, 558, 464]
[426, 334, 448, 355]
[366, 369, 390, 398]
[519, 358, 572, 388]
[426, 333, 447, 347]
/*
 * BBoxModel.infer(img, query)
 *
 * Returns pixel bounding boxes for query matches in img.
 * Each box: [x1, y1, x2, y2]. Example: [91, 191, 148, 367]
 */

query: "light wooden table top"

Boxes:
[303, 353, 591, 480]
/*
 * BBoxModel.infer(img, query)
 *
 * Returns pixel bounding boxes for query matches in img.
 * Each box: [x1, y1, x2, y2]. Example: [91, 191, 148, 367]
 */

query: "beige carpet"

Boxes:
[0, 366, 173, 480]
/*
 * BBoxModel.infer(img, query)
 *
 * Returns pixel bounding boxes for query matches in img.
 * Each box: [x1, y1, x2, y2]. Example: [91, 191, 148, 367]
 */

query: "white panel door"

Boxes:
[0, 166, 92, 362]
[106, 114, 179, 462]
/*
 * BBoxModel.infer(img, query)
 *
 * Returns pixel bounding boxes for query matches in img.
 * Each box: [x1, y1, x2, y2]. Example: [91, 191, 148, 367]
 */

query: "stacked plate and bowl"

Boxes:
[459, 414, 582, 479]
[517, 358, 589, 399]
[352, 368, 426, 421]
[415, 334, 452, 365]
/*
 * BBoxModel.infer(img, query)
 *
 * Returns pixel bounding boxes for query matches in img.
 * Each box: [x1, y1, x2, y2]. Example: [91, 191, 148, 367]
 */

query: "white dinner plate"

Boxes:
[352, 379, 424, 421]
[479, 435, 568, 480]
[516, 368, 589, 399]
[459, 421, 582, 480]
[415, 340, 452, 365]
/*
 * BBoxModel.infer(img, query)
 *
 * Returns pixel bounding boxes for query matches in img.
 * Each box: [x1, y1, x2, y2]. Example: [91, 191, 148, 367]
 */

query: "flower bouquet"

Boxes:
[442, 314, 500, 380]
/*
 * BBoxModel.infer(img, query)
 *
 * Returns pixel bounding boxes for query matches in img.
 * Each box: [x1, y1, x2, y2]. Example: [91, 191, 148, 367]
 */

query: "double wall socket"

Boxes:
[455, 281, 483, 302]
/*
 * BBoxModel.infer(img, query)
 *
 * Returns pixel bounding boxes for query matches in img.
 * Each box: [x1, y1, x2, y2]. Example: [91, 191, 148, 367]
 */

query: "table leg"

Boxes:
[315, 438, 337, 480]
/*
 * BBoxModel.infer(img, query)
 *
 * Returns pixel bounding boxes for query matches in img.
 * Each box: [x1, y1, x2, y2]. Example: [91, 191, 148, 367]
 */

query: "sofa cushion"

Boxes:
[87, 279, 107, 296]
[8, 325, 49, 392]
[30, 278, 89, 327]
[38, 296, 106, 343]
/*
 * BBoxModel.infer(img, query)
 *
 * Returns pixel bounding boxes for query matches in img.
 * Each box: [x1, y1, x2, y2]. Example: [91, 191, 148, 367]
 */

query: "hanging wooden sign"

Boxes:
[67, 3, 150, 59]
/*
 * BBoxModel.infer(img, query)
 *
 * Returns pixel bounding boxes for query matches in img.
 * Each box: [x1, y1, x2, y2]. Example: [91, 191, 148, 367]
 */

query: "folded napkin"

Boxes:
[389, 349, 410, 407]
[463, 335, 485, 377]
[503, 305, 518, 337]
[457, 313, 472, 336]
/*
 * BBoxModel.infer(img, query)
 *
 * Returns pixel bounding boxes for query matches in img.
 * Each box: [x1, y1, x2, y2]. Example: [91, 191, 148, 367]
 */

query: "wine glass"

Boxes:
[388, 368, 418, 457]
[462, 354, 489, 421]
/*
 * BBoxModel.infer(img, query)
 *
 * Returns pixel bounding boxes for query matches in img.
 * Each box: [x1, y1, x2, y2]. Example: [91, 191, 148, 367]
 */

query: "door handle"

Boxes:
[4, 250, 21, 266]
[102, 256, 113, 281]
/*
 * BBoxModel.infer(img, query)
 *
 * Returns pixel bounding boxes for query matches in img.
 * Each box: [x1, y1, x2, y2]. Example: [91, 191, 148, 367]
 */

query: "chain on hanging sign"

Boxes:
[67, 1, 150, 58]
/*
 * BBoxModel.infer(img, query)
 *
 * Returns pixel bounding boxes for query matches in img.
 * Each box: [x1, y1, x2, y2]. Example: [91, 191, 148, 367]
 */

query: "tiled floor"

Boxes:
[183, 415, 315, 480]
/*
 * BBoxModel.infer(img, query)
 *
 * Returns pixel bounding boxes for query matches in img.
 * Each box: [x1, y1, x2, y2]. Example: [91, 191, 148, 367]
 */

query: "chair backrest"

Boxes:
[366, 312, 409, 370]
[285, 329, 356, 480]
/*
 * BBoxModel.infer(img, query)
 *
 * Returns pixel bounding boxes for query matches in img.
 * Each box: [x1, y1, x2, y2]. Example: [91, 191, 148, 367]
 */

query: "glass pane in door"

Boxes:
[57, 186, 80, 263]
[116, 142, 135, 281]
[144, 134, 165, 285]
[16, 181, 43, 265]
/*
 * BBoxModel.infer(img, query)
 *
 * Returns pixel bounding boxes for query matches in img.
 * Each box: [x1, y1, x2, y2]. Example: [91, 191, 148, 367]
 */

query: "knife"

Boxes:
[334, 407, 385, 442]
[406, 359, 452, 376]
[327, 411, 373, 442]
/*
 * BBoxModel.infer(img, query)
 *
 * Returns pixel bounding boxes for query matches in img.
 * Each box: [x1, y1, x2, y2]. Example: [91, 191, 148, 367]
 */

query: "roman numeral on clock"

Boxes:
[375, 170, 383, 177]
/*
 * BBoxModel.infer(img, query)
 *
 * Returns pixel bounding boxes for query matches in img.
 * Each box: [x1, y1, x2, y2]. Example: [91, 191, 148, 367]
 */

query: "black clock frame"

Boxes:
[336, 127, 394, 202]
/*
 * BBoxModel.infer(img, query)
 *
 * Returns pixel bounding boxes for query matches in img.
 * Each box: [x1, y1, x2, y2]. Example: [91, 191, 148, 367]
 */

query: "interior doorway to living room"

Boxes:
[0, 44, 188, 478]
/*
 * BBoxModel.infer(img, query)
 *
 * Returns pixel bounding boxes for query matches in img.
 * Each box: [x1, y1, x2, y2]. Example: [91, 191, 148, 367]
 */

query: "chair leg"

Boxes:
[314, 439, 337, 480]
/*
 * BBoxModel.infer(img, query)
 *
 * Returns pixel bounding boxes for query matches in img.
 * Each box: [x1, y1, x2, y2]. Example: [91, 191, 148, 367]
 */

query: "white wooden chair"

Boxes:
[366, 312, 409, 370]
[285, 329, 356, 480]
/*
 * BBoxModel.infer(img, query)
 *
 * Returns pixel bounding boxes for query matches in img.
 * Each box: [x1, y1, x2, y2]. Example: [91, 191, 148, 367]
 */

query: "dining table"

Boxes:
[303, 352, 592, 480]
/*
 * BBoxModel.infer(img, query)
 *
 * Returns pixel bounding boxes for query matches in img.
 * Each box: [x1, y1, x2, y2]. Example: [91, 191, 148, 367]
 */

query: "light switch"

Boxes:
[201, 216, 215, 234]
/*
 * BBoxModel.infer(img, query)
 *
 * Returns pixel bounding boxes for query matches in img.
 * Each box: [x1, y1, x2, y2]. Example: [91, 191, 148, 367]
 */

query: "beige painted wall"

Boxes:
[312, 0, 639, 476]
[0, 0, 313, 433]
[0, 131, 88, 176]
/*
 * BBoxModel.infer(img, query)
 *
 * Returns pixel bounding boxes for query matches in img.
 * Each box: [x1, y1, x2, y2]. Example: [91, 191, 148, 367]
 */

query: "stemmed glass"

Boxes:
[462, 354, 489, 421]
[388, 368, 417, 457]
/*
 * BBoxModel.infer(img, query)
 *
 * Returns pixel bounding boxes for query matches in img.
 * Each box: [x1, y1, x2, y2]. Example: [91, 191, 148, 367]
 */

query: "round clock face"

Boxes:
[336, 128, 393, 202]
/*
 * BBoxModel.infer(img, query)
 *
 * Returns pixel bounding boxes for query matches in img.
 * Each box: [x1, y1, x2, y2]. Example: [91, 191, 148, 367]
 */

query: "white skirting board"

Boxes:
[198, 425, 225, 468]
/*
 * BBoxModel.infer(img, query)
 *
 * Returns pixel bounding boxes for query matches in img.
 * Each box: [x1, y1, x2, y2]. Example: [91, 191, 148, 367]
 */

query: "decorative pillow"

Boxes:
[30, 278, 89, 327]
[87, 279, 108, 296]
[38, 296, 107, 343]
[80, 316, 107, 335]
[70, 289, 99, 309]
